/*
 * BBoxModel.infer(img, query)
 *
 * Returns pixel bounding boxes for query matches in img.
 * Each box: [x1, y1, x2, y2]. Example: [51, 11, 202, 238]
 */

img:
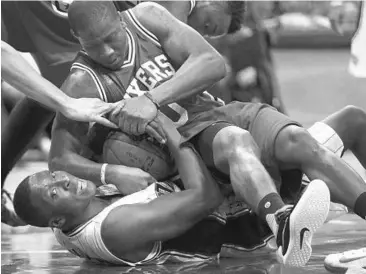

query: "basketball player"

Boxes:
[49, 1, 366, 266]
[13, 112, 331, 266]
[1, 0, 244, 226]
[323, 1, 366, 272]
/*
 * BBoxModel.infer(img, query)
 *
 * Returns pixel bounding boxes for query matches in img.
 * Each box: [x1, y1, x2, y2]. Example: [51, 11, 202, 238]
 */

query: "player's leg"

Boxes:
[320, 105, 366, 168]
[1, 98, 54, 187]
[273, 122, 366, 221]
[194, 121, 330, 266]
[195, 123, 284, 235]
[305, 106, 366, 221]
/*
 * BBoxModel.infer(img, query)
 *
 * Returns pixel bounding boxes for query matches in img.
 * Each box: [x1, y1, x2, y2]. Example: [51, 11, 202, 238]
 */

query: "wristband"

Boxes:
[100, 163, 108, 185]
[144, 92, 160, 109]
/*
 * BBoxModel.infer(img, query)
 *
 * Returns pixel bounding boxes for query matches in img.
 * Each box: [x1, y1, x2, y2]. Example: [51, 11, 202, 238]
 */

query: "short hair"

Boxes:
[227, 1, 247, 34]
[68, 1, 119, 36]
[13, 176, 49, 227]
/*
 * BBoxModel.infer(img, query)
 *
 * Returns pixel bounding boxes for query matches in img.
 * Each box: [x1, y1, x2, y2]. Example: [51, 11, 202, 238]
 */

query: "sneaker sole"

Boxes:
[277, 179, 330, 267]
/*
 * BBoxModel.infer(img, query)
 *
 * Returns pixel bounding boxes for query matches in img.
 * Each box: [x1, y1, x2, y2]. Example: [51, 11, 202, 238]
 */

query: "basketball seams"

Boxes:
[102, 132, 172, 180]
[107, 134, 166, 162]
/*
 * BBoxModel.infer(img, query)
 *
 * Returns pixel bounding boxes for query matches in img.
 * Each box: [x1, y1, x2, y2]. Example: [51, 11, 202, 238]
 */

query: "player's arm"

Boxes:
[1, 41, 116, 127]
[49, 72, 153, 193]
[151, 1, 191, 23]
[102, 120, 224, 262]
[135, 3, 226, 106]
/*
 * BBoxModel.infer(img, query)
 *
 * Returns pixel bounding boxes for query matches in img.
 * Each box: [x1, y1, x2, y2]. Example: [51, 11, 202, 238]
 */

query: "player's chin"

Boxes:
[83, 182, 97, 198]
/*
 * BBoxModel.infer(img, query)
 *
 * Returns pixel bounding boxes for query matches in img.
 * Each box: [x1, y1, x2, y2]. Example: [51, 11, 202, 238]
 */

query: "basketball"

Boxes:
[102, 131, 175, 181]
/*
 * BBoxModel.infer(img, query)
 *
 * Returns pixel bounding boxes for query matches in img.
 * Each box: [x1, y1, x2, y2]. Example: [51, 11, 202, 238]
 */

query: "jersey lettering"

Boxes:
[125, 53, 188, 127]
[154, 55, 175, 77]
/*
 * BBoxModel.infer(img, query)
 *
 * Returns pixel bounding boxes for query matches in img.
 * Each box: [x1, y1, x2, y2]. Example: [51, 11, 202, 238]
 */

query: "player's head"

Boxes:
[68, 1, 128, 70]
[188, 1, 246, 38]
[13, 170, 96, 228]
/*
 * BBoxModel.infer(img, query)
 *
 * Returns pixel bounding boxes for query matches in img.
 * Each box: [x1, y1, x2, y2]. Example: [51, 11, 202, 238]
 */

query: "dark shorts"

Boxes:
[180, 102, 303, 197]
[181, 102, 301, 168]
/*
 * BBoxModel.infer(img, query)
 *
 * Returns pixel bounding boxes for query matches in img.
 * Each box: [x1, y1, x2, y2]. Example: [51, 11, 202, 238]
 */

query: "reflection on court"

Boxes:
[2, 214, 365, 274]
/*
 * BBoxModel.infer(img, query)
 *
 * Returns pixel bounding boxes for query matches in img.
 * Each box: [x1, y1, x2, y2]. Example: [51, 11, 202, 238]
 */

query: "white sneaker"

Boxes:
[324, 248, 366, 273]
[276, 179, 330, 267]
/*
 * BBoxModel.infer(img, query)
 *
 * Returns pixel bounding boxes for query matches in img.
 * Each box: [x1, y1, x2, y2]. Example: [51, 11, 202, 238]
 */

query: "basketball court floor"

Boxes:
[2, 49, 366, 274]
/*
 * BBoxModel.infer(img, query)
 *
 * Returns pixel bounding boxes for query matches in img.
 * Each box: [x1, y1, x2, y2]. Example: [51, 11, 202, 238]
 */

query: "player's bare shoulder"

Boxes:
[61, 69, 100, 100]
[131, 2, 175, 38]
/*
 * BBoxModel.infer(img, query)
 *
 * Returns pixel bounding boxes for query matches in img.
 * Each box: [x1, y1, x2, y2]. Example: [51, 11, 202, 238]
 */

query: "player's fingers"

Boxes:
[118, 116, 127, 133]
[137, 119, 149, 136]
[148, 120, 167, 143]
[129, 120, 140, 136]
[146, 124, 165, 144]
[110, 101, 125, 121]
[122, 117, 132, 135]
[98, 102, 118, 116]
[93, 116, 118, 129]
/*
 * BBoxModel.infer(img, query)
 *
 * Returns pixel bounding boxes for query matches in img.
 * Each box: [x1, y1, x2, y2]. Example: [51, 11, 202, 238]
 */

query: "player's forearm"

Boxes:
[49, 152, 106, 187]
[169, 142, 223, 203]
[1, 41, 72, 115]
[151, 53, 226, 106]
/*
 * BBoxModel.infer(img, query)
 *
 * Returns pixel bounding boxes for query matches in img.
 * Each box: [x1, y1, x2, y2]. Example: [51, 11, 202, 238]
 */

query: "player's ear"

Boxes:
[49, 216, 66, 229]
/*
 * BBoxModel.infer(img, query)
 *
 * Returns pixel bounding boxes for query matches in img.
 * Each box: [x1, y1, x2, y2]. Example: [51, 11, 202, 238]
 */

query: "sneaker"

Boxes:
[1, 190, 27, 227]
[324, 248, 366, 273]
[276, 179, 331, 267]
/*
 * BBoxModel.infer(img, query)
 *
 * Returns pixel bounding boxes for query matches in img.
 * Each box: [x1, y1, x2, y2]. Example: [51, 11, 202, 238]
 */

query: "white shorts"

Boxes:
[306, 122, 349, 221]
[307, 122, 344, 157]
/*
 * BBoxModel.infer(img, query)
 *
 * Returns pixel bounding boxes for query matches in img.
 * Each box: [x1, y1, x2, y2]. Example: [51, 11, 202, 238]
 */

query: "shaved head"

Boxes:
[13, 171, 52, 227]
[13, 170, 97, 228]
[68, 1, 119, 37]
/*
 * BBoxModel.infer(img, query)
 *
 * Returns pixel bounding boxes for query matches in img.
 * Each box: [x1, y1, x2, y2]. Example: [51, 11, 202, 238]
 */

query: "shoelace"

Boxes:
[275, 205, 294, 249]
[275, 205, 293, 225]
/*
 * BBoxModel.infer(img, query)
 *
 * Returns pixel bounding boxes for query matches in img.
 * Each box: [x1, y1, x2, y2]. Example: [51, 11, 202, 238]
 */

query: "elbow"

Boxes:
[196, 190, 224, 217]
[203, 51, 227, 82]
[48, 154, 70, 172]
[200, 185, 224, 211]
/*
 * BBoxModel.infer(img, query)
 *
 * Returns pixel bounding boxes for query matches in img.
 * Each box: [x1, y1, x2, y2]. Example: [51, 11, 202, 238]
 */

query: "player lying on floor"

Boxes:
[49, 1, 366, 267]
[13, 113, 332, 266]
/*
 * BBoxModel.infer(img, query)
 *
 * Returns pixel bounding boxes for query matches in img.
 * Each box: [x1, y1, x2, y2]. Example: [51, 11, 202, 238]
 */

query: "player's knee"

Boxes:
[341, 105, 366, 132]
[276, 126, 322, 163]
[215, 126, 259, 161]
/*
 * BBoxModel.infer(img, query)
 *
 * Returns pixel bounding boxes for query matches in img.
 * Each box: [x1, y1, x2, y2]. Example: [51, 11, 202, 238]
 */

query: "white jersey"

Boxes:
[349, 1, 366, 78]
[53, 182, 226, 266]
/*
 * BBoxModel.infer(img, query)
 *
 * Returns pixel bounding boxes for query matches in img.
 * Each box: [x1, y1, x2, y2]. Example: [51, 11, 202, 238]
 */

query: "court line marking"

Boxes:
[1, 250, 70, 254]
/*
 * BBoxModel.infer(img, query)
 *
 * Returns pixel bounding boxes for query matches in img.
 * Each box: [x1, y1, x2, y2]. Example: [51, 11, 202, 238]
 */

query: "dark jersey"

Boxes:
[70, 9, 224, 133]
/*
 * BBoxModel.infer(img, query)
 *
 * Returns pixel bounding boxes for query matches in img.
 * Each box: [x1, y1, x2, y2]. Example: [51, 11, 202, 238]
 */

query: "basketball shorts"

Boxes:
[180, 102, 301, 185]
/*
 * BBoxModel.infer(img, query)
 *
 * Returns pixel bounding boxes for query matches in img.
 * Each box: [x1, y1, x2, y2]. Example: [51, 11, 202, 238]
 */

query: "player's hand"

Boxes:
[110, 96, 167, 144]
[63, 98, 118, 128]
[106, 165, 157, 195]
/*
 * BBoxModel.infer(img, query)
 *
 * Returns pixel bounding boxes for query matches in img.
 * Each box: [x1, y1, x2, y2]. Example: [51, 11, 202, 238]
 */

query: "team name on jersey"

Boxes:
[126, 54, 175, 97]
